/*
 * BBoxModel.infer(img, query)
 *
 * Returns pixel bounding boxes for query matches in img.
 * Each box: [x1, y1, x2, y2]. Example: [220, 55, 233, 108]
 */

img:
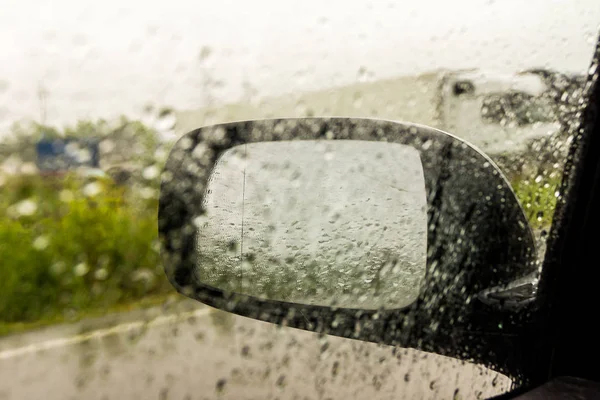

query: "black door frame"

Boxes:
[526, 35, 600, 385]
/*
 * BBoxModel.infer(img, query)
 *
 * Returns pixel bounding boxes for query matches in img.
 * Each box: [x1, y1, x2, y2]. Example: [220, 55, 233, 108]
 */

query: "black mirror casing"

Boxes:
[159, 117, 537, 380]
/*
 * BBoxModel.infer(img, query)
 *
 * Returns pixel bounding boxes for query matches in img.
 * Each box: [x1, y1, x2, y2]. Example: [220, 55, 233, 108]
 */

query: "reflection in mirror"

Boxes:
[195, 140, 427, 310]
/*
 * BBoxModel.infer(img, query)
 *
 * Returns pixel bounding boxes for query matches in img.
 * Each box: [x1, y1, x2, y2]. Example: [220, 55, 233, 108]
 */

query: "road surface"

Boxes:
[0, 298, 511, 400]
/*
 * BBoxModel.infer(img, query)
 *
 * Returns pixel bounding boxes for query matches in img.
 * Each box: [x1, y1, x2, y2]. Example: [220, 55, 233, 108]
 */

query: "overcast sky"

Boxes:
[0, 0, 598, 132]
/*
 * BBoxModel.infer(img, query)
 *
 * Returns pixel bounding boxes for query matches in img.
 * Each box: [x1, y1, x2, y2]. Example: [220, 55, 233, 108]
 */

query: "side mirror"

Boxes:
[159, 117, 537, 378]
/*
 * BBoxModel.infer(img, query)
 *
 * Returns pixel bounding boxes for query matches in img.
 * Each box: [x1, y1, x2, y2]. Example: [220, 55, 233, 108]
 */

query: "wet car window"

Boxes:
[481, 92, 556, 126]
[0, 1, 599, 399]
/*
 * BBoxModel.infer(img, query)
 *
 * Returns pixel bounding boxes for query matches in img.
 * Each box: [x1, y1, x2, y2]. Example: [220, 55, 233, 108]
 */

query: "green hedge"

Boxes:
[0, 173, 172, 329]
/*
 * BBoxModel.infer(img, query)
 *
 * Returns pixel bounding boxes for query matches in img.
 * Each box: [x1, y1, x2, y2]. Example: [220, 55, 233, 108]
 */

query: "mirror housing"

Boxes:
[159, 117, 537, 379]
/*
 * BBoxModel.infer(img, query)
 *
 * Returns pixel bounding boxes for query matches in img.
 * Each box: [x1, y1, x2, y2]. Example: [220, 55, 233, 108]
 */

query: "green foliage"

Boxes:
[0, 173, 171, 328]
[0, 116, 176, 335]
[511, 171, 562, 230]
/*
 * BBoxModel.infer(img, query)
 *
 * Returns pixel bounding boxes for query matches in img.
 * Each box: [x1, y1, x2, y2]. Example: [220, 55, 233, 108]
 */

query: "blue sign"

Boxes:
[36, 137, 100, 172]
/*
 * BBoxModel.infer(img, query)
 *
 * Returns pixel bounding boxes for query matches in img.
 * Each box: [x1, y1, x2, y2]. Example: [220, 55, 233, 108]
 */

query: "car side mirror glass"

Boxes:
[197, 140, 428, 310]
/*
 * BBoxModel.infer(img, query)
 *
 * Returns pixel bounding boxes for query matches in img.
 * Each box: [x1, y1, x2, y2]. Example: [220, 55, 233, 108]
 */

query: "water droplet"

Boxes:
[453, 388, 462, 400]
[154, 147, 168, 163]
[227, 240, 238, 254]
[215, 378, 227, 393]
[140, 187, 156, 199]
[276, 375, 286, 387]
[33, 236, 50, 251]
[74, 262, 90, 277]
[20, 162, 37, 175]
[83, 182, 102, 197]
[353, 92, 364, 109]
[199, 46, 213, 61]
[537, 211, 544, 222]
[178, 137, 194, 150]
[133, 268, 156, 284]
[331, 361, 339, 377]
[58, 189, 74, 203]
[241, 345, 251, 358]
[193, 215, 210, 230]
[155, 109, 176, 138]
[99, 139, 115, 153]
[492, 375, 499, 387]
[95, 268, 109, 280]
[15, 199, 37, 216]
[50, 262, 66, 276]
[357, 66, 370, 82]
[142, 165, 160, 180]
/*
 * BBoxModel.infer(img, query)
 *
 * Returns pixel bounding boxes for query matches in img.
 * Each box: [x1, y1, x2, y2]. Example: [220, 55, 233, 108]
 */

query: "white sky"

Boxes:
[0, 0, 598, 133]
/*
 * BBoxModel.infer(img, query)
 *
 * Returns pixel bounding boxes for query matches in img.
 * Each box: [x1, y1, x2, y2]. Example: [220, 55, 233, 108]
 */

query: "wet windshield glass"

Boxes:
[0, 1, 598, 399]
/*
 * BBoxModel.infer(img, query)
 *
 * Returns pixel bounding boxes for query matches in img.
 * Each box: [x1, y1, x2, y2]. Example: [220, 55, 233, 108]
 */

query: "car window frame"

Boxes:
[526, 34, 600, 385]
